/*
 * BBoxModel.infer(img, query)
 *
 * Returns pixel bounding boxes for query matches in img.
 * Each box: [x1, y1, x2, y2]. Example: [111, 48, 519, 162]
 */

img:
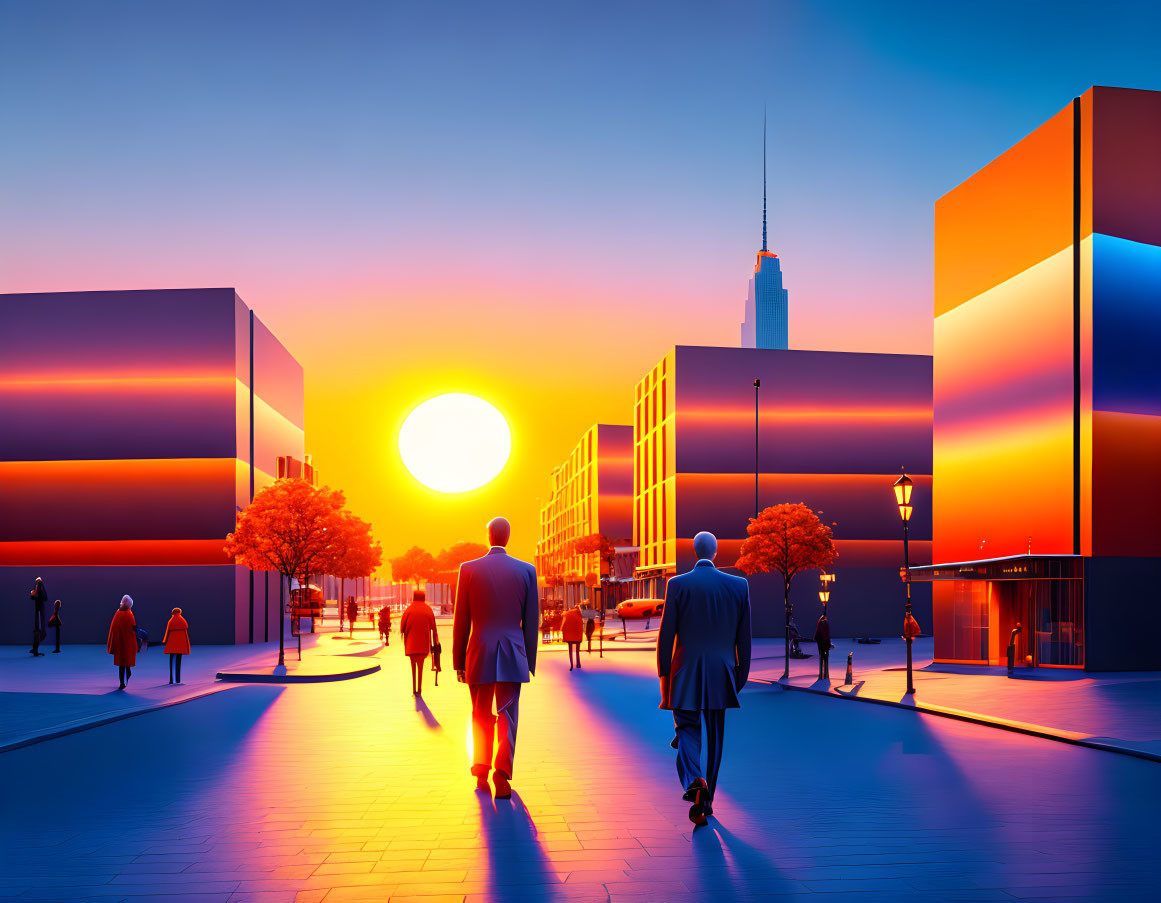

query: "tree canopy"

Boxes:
[224, 479, 347, 583]
[736, 502, 837, 588]
[390, 545, 437, 585]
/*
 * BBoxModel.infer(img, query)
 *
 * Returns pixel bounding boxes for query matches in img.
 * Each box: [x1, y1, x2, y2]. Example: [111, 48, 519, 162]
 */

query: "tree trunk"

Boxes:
[339, 577, 345, 630]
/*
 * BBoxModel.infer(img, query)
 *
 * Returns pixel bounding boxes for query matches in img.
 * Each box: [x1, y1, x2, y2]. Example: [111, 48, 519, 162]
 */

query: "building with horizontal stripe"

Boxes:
[632, 345, 932, 638]
[0, 288, 304, 645]
[918, 86, 1161, 671]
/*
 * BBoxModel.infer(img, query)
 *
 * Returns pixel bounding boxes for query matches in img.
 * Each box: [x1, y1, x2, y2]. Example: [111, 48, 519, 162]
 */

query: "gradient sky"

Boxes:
[3, 1, 1159, 566]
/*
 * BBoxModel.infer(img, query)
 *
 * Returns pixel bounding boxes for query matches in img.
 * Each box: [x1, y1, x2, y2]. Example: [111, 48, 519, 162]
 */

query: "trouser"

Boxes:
[33, 603, 45, 636]
[54, 626, 61, 652]
[118, 665, 132, 686]
[469, 682, 521, 779]
[169, 653, 183, 682]
[673, 708, 726, 800]
[567, 642, 581, 669]
[409, 654, 427, 694]
[586, 633, 593, 652]
[818, 650, 830, 679]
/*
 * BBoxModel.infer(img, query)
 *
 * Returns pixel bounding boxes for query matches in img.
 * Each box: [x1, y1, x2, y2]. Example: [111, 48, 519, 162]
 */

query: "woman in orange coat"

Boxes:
[107, 595, 137, 689]
[400, 589, 438, 695]
[562, 605, 585, 672]
[163, 607, 191, 684]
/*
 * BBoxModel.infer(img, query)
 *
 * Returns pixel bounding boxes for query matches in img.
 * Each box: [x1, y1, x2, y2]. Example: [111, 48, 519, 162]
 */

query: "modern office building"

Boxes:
[633, 345, 932, 637]
[0, 288, 305, 645]
[914, 86, 1161, 671]
[740, 122, 789, 350]
[537, 424, 634, 585]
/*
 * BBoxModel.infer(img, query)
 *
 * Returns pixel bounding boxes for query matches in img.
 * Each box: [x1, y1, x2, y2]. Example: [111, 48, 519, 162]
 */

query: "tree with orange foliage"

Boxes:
[736, 503, 837, 681]
[573, 532, 629, 614]
[434, 541, 489, 583]
[225, 479, 346, 672]
[390, 546, 437, 587]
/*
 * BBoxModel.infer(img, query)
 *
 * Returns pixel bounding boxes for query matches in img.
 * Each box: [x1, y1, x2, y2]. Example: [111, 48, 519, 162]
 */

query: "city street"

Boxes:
[1, 641, 1159, 903]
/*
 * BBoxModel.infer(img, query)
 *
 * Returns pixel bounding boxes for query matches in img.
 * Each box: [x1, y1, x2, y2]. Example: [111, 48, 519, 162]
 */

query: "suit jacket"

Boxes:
[813, 616, 831, 650]
[657, 560, 752, 711]
[452, 548, 539, 684]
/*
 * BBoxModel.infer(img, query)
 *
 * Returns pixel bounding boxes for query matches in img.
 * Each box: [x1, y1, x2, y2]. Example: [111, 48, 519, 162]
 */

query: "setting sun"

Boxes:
[398, 393, 511, 493]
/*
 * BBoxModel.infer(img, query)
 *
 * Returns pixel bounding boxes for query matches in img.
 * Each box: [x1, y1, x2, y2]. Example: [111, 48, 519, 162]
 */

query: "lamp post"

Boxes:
[893, 472, 916, 695]
[753, 379, 761, 519]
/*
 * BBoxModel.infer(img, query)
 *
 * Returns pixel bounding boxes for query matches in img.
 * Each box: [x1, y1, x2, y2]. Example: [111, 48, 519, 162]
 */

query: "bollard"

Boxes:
[844, 651, 853, 686]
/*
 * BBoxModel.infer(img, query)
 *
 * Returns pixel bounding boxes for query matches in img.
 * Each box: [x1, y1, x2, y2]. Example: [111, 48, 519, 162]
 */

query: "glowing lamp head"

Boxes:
[893, 473, 913, 521]
[818, 572, 834, 604]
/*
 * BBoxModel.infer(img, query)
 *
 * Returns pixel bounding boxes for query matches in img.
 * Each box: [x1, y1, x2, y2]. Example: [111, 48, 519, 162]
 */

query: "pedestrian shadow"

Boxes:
[690, 822, 801, 896]
[414, 694, 441, 730]
[474, 789, 557, 901]
[809, 678, 831, 691]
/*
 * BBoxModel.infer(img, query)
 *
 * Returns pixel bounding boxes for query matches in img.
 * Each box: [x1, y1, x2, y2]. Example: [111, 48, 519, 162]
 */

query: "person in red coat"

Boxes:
[163, 607, 191, 684]
[561, 605, 584, 672]
[107, 595, 137, 689]
[400, 589, 438, 695]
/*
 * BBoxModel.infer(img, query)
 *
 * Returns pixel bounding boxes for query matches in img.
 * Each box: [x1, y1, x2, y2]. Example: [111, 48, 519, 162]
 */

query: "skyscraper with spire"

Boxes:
[740, 115, 789, 350]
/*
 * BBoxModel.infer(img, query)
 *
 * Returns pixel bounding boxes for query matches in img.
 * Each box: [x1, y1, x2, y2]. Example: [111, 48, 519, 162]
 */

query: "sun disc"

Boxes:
[398, 393, 511, 493]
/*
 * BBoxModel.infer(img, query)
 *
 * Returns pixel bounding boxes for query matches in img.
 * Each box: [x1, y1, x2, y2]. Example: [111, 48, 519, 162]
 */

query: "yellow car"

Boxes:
[616, 598, 664, 620]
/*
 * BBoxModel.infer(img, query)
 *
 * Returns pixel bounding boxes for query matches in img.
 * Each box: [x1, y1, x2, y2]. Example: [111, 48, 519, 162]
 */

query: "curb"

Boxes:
[761, 678, 1161, 765]
[0, 685, 232, 755]
[215, 663, 380, 683]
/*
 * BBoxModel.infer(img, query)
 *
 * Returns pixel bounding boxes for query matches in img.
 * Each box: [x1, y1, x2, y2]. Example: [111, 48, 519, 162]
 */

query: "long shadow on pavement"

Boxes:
[475, 788, 558, 901]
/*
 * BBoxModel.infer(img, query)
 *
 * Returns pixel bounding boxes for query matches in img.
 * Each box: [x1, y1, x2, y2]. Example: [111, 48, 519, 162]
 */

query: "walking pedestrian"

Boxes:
[401, 589, 439, 695]
[562, 604, 584, 671]
[453, 516, 539, 800]
[107, 596, 137, 689]
[657, 531, 751, 827]
[378, 606, 392, 645]
[163, 607, 191, 684]
[431, 636, 442, 686]
[585, 613, 595, 653]
[48, 600, 62, 653]
[814, 611, 832, 680]
[30, 577, 47, 656]
[347, 597, 358, 637]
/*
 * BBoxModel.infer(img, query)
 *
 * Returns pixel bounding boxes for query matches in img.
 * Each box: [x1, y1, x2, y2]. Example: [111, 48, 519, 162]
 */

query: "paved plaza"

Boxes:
[1, 636, 1160, 902]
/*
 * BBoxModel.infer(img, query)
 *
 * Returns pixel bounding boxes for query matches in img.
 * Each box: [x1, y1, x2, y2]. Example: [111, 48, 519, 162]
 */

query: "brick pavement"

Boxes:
[1, 639, 1159, 902]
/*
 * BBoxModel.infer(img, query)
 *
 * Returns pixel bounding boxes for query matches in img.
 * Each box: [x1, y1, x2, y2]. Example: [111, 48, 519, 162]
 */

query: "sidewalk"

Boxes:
[0, 634, 322, 751]
[753, 636, 1161, 760]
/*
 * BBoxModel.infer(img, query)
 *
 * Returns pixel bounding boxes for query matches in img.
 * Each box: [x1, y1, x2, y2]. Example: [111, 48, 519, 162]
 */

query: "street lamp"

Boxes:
[818, 572, 834, 615]
[753, 379, 761, 519]
[893, 472, 916, 695]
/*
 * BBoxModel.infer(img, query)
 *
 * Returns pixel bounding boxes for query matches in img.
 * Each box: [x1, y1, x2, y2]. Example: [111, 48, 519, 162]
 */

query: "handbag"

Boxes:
[134, 626, 149, 651]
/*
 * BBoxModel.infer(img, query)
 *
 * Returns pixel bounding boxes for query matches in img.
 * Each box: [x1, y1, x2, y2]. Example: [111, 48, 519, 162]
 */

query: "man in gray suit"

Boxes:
[657, 531, 752, 826]
[453, 516, 539, 800]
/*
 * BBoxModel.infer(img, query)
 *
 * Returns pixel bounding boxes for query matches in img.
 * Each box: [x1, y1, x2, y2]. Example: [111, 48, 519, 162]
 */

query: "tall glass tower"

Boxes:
[740, 114, 789, 350]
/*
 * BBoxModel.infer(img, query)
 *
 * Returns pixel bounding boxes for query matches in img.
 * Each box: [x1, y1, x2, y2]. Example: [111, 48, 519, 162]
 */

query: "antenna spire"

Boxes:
[761, 108, 768, 253]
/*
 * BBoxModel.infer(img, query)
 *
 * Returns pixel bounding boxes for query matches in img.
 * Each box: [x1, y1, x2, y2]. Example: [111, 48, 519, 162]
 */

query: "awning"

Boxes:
[908, 554, 1083, 582]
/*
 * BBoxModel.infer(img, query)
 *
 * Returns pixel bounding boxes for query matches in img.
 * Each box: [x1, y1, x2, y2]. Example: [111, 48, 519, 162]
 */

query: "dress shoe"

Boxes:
[475, 775, 490, 792]
[493, 771, 512, 799]
[683, 778, 709, 827]
[670, 735, 679, 750]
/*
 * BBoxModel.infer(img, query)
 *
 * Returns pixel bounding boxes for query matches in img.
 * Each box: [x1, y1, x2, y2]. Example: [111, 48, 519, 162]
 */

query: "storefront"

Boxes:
[912, 555, 1085, 669]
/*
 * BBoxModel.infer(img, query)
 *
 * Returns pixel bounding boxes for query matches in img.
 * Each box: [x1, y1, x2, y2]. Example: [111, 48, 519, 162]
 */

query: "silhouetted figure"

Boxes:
[787, 617, 807, 658]
[347, 598, 358, 637]
[453, 516, 538, 800]
[30, 577, 47, 656]
[378, 606, 392, 645]
[562, 605, 584, 671]
[48, 600, 62, 653]
[585, 613, 595, 653]
[430, 637, 442, 686]
[401, 589, 439, 695]
[107, 595, 137, 689]
[814, 613, 832, 680]
[163, 607, 190, 684]
[657, 531, 751, 827]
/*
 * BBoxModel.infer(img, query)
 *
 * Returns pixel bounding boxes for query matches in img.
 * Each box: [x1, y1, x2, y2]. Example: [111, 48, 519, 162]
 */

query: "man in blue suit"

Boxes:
[453, 516, 539, 800]
[657, 531, 752, 826]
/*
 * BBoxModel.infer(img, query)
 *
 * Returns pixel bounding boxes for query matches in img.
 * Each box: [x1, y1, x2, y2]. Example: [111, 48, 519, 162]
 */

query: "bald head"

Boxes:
[487, 516, 511, 547]
[693, 531, 717, 561]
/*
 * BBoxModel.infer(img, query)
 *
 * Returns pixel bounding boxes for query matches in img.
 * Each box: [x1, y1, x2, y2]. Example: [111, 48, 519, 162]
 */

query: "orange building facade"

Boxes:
[536, 424, 634, 588]
[919, 87, 1161, 670]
